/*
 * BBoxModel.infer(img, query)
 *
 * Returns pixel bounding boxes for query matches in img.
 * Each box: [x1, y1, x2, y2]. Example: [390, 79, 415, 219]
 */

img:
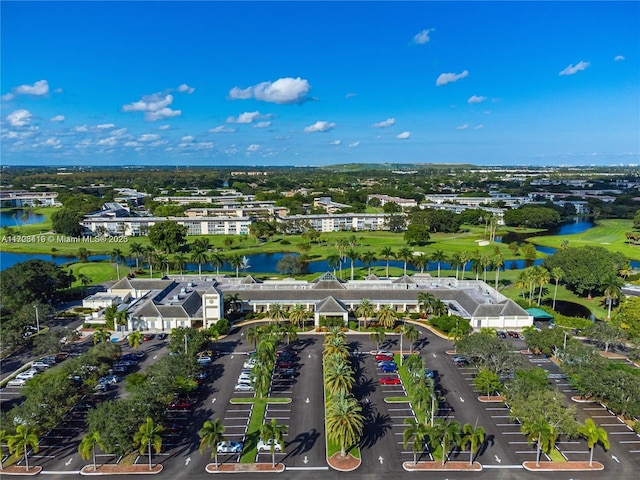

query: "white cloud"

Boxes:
[208, 126, 236, 133]
[396, 131, 411, 139]
[456, 124, 469, 130]
[14, 80, 49, 96]
[254, 121, 271, 129]
[97, 123, 115, 129]
[372, 118, 396, 128]
[559, 61, 590, 76]
[468, 95, 486, 104]
[7, 109, 32, 127]
[96, 137, 118, 146]
[158, 124, 171, 130]
[614, 55, 625, 61]
[229, 77, 311, 104]
[111, 128, 127, 136]
[304, 121, 336, 133]
[74, 125, 89, 132]
[226, 111, 271, 124]
[138, 133, 160, 142]
[436, 70, 469, 86]
[349, 141, 360, 148]
[42, 137, 61, 147]
[176, 83, 195, 94]
[413, 28, 433, 45]
[345, 92, 357, 99]
[474, 124, 484, 129]
[1, 93, 15, 101]
[124, 141, 140, 147]
[181, 136, 194, 142]
[330, 140, 341, 145]
[50, 115, 65, 122]
[247, 144, 260, 152]
[122, 92, 182, 121]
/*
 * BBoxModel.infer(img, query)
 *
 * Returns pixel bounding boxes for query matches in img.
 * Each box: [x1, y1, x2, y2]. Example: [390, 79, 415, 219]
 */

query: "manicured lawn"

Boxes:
[67, 261, 119, 286]
[240, 398, 266, 463]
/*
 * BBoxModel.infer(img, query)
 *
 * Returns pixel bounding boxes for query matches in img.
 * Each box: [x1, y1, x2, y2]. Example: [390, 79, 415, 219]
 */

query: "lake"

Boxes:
[0, 209, 45, 227]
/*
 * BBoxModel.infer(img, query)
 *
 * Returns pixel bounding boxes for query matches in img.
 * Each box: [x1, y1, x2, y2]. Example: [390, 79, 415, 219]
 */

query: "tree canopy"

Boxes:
[503, 206, 561, 229]
[148, 220, 187, 253]
[542, 246, 628, 297]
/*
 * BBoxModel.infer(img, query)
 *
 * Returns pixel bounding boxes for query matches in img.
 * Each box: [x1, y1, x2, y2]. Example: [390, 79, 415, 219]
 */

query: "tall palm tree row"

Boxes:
[132, 417, 164, 470]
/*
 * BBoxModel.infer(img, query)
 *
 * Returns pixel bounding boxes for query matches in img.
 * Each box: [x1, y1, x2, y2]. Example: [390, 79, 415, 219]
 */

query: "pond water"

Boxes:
[0, 209, 45, 227]
[497, 217, 595, 245]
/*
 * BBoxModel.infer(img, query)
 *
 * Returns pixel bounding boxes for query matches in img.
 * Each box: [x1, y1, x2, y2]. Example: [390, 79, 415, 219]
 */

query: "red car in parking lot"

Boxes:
[375, 354, 394, 362]
[379, 376, 401, 385]
[276, 360, 295, 369]
[168, 399, 192, 410]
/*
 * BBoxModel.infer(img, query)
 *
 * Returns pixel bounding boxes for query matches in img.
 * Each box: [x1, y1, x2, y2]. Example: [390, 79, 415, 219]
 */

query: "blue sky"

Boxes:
[1, 1, 638, 167]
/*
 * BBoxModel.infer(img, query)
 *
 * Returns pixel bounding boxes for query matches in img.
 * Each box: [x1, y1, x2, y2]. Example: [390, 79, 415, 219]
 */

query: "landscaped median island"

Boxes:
[322, 328, 363, 472]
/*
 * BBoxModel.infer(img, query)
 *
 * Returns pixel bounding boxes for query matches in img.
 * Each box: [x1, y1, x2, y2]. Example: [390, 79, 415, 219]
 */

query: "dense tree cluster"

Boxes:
[503, 206, 561, 229]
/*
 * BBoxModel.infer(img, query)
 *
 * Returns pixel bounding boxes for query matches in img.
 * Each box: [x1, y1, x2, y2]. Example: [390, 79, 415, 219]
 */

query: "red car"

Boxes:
[375, 354, 394, 362]
[276, 360, 295, 369]
[379, 376, 401, 385]
[168, 399, 192, 410]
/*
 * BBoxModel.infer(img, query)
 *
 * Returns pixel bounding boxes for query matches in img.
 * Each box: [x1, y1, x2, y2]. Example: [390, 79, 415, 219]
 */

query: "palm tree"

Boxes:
[190, 247, 209, 276]
[458, 251, 470, 280]
[78, 430, 106, 472]
[355, 298, 374, 331]
[402, 324, 419, 361]
[432, 299, 448, 317]
[440, 420, 462, 465]
[369, 327, 386, 351]
[425, 418, 447, 462]
[492, 253, 504, 291]
[281, 322, 297, 345]
[260, 419, 288, 467]
[194, 237, 211, 251]
[522, 418, 557, 467]
[128, 330, 143, 350]
[326, 392, 364, 457]
[115, 309, 128, 336]
[324, 362, 355, 396]
[461, 422, 485, 466]
[323, 335, 349, 359]
[603, 273, 624, 319]
[360, 250, 377, 275]
[418, 292, 436, 317]
[397, 246, 414, 275]
[198, 419, 226, 469]
[133, 417, 164, 470]
[577, 418, 609, 467]
[7, 424, 39, 471]
[327, 254, 340, 277]
[251, 362, 273, 399]
[403, 418, 429, 465]
[380, 246, 395, 278]
[431, 250, 447, 278]
[377, 304, 397, 330]
[551, 267, 564, 311]
[268, 302, 286, 324]
[229, 254, 243, 278]
[288, 304, 308, 329]
[449, 252, 462, 280]
[78, 273, 91, 297]
[346, 248, 359, 280]
[209, 251, 225, 276]
[404, 354, 425, 380]
[143, 246, 158, 278]
[110, 248, 125, 280]
[246, 326, 262, 349]
[515, 270, 529, 301]
[413, 253, 429, 274]
[129, 242, 144, 270]
[92, 326, 111, 344]
[173, 253, 188, 275]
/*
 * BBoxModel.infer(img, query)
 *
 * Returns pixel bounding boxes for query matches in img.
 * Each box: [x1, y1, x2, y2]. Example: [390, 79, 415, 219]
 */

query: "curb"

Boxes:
[0, 466, 43, 476]
[402, 461, 482, 471]
[205, 463, 285, 474]
[80, 465, 163, 475]
[522, 461, 604, 471]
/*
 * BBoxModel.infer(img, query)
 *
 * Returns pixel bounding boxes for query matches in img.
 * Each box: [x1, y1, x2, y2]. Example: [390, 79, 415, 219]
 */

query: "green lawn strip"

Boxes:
[548, 448, 567, 462]
[384, 397, 411, 403]
[227, 397, 291, 462]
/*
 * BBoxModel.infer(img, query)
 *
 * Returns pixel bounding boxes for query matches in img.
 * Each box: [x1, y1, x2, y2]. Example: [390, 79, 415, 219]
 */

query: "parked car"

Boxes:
[380, 363, 398, 373]
[452, 355, 469, 366]
[168, 399, 192, 410]
[31, 361, 50, 370]
[257, 439, 282, 452]
[279, 368, 296, 379]
[379, 376, 401, 385]
[216, 441, 243, 453]
[234, 383, 254, 392]
[143, 333, 155, 341]
[377, 360, 397, 368]
[276, 360, 295, 369]
[7, 378, 27, 387]
[424, 369, 435, 379]
[197, 356, 212, 366]
[243, 359, 257, 369]
[157, 332, 168, 341]
[238, 373, 252, 383]
[40, 356, 57, 365]
[376, 350, 394, 357]
[16, 369, 39, 380]
[94, 383, 114, 392]
[375, 354, 394, 362]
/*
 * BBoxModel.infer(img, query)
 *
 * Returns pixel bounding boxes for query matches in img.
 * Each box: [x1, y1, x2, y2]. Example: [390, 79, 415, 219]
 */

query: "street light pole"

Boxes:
[34, 304, 40, 333]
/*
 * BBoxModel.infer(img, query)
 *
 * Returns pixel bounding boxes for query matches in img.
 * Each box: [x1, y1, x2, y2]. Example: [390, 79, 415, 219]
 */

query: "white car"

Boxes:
[234, 383, 254, 392]
[216, 441, 243, 453]
[238, 373, 252, 383]
[243, 359, 257, 369]
[16, 369, 39, 380]
[257, 439, 283, 452]
[375, 350, 394, 357]
[7, 378, 27, 387]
